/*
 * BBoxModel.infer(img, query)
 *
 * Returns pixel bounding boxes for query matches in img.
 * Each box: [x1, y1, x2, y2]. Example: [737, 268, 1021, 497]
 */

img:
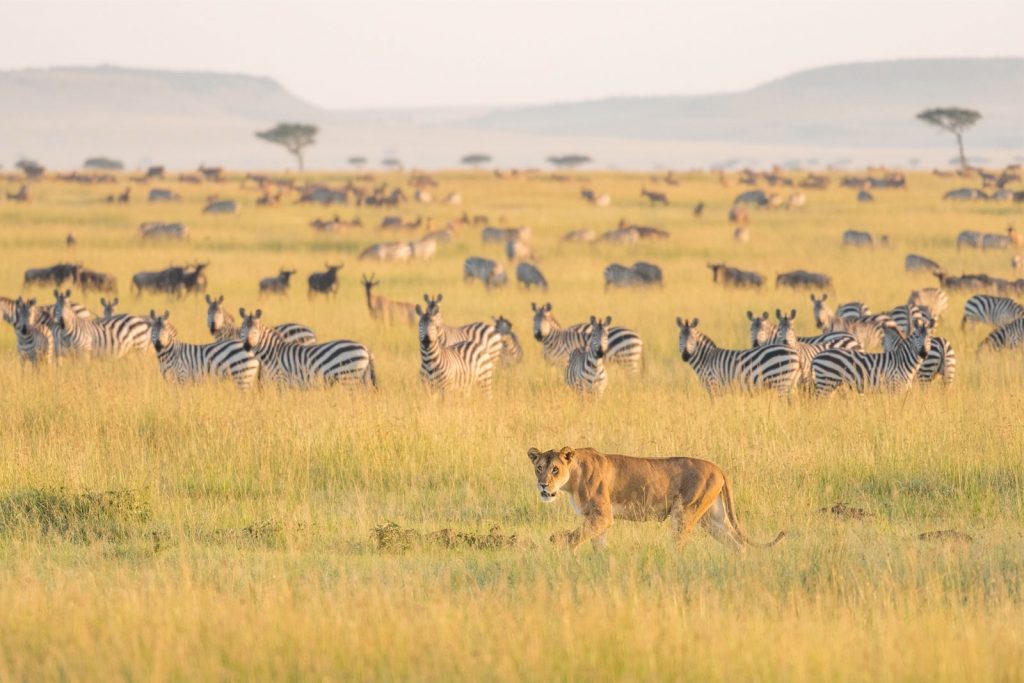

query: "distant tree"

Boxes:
[547, 154, 592, 169]
[381, 158, 402, 169]
[348, 156, 367, 168]
[461, 153, 492, 168]
[916, 108, 981, 169]
[15, 159, 45, 178]
[83, 157, 124, 171]
[255, 122, 318, 171]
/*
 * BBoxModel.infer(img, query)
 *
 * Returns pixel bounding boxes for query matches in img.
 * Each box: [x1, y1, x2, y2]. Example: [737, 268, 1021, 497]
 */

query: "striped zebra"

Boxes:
[747, 310, 862, 350]
[961, 295, 1024, 329]
[810, 293, 891, 349]
[565, 316, 610, 397]
[10, 297, 54, 366]
[206, 294, 316, 345]
[239, 308, 376, 389]
[531, 302, 643, 372]
[416, 294, 496, 395]
[811, 320, 932, 397]
[492, 316, 523, 364]
[908, 288, 949, 321]
[52, 289, 149, 358]
[149, 311, 259, 390]
[836, 302, 871, 318]
[978, 318, 1024, 351]
[886, 303, 929, 334]
[676, 317, 800, 396]
[883, 331, 956, 385]
[1, 296, 15, 323]
[773, 309, 859, 387]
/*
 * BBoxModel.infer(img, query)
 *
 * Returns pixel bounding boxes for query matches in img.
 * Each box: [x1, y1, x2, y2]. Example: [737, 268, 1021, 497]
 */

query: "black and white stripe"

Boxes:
[149, 311, 259, 389]
[810, 294, 892, 349]
[532, 302, 643, 372]
[772, 309, 859, 387]
[907, 288, 949, 321]
[978, 318, 1024, 351]
[10, 297, 54, 366]
[416, 295, 495, 394]
[676, 317, 800, 396]
[491, 316, 524, 364]
[52, 289, 148, 358]
[206, 294, 316, 345]
[747, 310, 862, 350]
[887, 303, 929, 335]
[961, 295, 1024, 329]
[565, 316, 610, 396]
[811, 321, 932, 397]
[239, 308, 376, 389]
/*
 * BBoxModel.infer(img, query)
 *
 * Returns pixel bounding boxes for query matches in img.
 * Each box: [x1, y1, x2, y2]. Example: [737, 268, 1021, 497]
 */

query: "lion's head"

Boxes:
[527, 446, 575, 502]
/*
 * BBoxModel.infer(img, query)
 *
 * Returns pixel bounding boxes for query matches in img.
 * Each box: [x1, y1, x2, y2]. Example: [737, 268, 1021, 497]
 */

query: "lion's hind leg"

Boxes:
[699, 496, 745, 551]
[670, 496, 717, 549]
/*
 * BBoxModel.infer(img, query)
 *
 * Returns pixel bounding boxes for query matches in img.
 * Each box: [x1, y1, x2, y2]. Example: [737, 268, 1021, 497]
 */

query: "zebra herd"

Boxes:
[3, 283, 1024, 398]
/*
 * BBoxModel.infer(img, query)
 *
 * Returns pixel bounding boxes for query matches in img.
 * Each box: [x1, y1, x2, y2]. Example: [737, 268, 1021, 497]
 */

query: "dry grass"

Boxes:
[0, 170, 1022, 681]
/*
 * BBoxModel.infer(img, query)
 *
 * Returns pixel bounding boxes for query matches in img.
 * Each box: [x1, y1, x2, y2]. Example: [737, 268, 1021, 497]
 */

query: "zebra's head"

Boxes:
[587, 315, 611, 359]
[492, 315, 513, 336]
[747, 310, 773, 347]
[676, 317, 702, 360]
[13, 297, 38, 334]
[238, 308, 266, 351]
[531, 302, 555, 341]
[100, 297, 119, 319]
[774, 309, 798, 346]
[415, 294, 444, 347]
[909, 319, 934, 359]
[52, 289, 73, 330]
[148, 310, 174, 351]
[205, 294, 229, 335]
[527, 446, 575, 503]
[810, 293, 832, 329]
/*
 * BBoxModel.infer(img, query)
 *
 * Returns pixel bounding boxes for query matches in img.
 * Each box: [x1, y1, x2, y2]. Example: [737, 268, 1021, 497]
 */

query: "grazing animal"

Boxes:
[693, 202, 705, 217]
[77, 268, 118, 294]
[881, 327, 956, 386]
[203, 199, 238, 214]
[239, 308, 376, 389]
[131, 266, 187, 297]
[603, 264, 645, 289]
[51, 289, 149, 358]
[259, 270, 296, 296]
[532, 302, 643, 372]
[733, 226, 751, 243]
[359, 241, 413, 262]
[409, 238, 437, 261]
[482, 226, 530, 244]
[1013, 255, 1023, 272]
[961, 294, 1024, 329]
[842, 230, 874, 247]
[205, 294, 315, 345]
[10, 297, 54, 366]
[505, 238, 535, 262]
[515, 262, 548, 290]
[675, 317, 800, 396]
[746, 310, 860, 350]
[361, 274, 418, 325]
[905, 254, 941, 272]
[180, 263, 209, 296]
[148, 311, 259, 390]
[527, 446, 785, 552]
[811, 321, 932, 397]
[464, 257, 507, 288]
[957, 231, 982, 250]
[810, 293, 891, 349]
[641, 187, 669, 205]
[415, 295, 496, 395]
[978, 319, 1024, 351]
[772, 309, 855, 387]
[982, 231, 1013, 250]
[99, 297, 120, 319]
[562, 228, 597, 243]
[139, 222, 189, 240]
[308, 264, 343, 297]
[490, 316, 524, 365]
[775, 270, 832, 290]
[707, 263, 764, 288]
[908, 288, 949, 321]
[23, 263, 82, 289]
[66, 233, 77, 248]
[565, 316, 610, 397]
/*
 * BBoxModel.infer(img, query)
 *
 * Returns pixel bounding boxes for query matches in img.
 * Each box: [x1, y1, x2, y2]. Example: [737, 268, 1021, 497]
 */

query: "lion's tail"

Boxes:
[721, 474, 786, 549]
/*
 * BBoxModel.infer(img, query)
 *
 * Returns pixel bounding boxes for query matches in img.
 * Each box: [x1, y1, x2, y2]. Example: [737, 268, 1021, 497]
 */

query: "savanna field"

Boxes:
[1, 170, 1023, 681]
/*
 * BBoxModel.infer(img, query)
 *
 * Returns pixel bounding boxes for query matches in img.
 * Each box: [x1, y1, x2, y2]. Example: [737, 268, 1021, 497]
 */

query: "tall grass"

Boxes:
[0, 171, 1021, 680]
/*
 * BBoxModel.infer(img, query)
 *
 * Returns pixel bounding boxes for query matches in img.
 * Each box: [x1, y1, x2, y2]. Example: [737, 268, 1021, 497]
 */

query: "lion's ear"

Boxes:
[527, 447, 541, 463]
[559, 446, 575, 463]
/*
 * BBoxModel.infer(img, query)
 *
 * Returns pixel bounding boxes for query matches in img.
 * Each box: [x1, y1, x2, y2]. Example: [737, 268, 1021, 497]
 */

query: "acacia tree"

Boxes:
[547, 154, 592, 169]
[461, 153, 492, 168]
[348, 156, 367, 168]
[255, 123, 318, 171]
[916, 108, 981, 169]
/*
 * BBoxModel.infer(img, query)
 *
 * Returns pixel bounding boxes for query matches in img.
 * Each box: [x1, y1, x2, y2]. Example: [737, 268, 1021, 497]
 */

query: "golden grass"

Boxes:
[0, 170, 1022, 681]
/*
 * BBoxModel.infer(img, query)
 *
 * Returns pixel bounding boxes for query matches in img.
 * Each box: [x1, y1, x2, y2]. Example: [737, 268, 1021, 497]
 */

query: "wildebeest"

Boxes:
[905, 254, 941, 272]
[180, 264, 209, 296]
[203, 199, 238, 214]
[482, 226, 531, 244]
[131, 266, 187, 296]
[641, 187, 668, 205]
[944, 188, 985, 201]
[77, 268, 118, 294]
[359, 242, 413, 262]
[24, 263, 82, 289]
[857, 190, 874, 202]
[139, 222, 189, 240]
[600, 228, 639, 245]
[842, 230, 880, 247]
[259, 269, 296, 296]
[562, 229, 597, 243]
[604, 262, 663, 289]
[147, 188, 181, 202]
[956, 230, 982, 250]
[516, 262, 548, 290]
[776, 270, 832, 290]
[410, 238, 438, 261]
[464, 257, 507, 288]
[707, 263, 764, 288]
[308, 264, 343, 297]
[632, 262, 663, 286]
[733, 190, 768, 206]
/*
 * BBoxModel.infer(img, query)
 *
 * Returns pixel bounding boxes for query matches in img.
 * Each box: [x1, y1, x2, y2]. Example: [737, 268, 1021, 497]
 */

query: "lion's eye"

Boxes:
[552, 467, 559, 475]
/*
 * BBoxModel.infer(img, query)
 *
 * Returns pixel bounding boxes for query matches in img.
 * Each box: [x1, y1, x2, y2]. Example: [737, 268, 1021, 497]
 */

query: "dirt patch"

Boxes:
[372, 522, 524, 552]
[918, 529, 974, 543]
[819, 502, 873, 520]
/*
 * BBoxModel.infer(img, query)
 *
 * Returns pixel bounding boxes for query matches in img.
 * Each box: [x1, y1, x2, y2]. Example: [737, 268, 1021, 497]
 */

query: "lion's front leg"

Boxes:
[551, 510, 613, 551]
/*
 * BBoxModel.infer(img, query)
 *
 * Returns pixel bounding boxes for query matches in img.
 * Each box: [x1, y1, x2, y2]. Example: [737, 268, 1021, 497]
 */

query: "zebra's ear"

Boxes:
[809, 294, 818, 303]
[676, 317, 684, 328]
[590, 315, 597, 325]
[149, 309, 156, 319]
[761, 311, 769, 321]
[604, 316, 612, 326]
[423, 294, 431, 304]
[775, 308, 782, 320]
[746, 310, 754, 321]
[100, 297, 107, 307]
[217, 295, 224, 304]
[822, 293, 828, 301]
[239, 307, 247, 318]
[691, 318, 700, 328]
[27, 298, 35, 307]
[543, 303, 551, 312]
[64, 289, 72, 298]
[527, 447, 541, 463]
[436, 293, 443, 303]
[531, 302, 538, 312]
[163, 310, 170, 320]
[790, 309, 797, 319]
[113, 298, 119, 306]
[415, 304, 424, 316]
[254, 309, 263, 319]
[205, 294, 212, 304]
[558, 446, 575, 463]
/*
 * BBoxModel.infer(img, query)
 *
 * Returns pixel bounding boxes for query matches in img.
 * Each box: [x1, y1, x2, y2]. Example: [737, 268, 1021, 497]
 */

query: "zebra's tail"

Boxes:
[720, 474, 786, 549]
[365, 353, 378, 389]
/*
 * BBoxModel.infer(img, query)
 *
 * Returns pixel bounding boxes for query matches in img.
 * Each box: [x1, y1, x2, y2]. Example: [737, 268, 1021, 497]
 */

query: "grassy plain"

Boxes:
[0, 170, 1022, 681]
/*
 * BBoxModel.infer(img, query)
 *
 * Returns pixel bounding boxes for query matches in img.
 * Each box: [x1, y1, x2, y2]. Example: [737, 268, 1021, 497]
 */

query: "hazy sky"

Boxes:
[2, 0, 1021, 109]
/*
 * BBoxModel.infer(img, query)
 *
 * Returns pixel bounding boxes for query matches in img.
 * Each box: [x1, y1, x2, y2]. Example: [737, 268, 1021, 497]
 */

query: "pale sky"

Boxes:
[1, 0, 1021, 109]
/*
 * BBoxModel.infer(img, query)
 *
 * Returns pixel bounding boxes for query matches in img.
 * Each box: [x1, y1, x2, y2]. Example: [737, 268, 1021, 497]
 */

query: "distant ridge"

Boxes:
[0, 59, 1020, 169]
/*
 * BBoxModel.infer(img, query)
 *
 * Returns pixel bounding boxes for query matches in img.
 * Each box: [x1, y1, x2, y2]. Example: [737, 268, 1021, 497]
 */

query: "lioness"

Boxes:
[528, 446, 785, 551]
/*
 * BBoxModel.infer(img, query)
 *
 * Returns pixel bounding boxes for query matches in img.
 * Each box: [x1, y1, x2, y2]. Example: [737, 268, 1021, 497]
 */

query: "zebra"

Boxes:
[238, 308, 376, 389]
[886, 303, 929, 334]
[441, 320, 504, 368]
[810, 294, 891, 349]
[531, 302, 643, 372]
[961, 295, 1024, 329]
[773, 309, 859, 387]
[416, 294, 496, 395]
[747, 310, 861, 350]
[978, 319, 1024, 351]
[148, 310, 259, 389]
[565, 316, 610, 397]
[205, 294, 316, 345]
[52, 289, 149, 358]
[0, 296, 15, 323]
[811, 320, 932, 397]
[836, 302, 871, 318]
[908, 288, 949, 321]
[881, 329, 956, 385]
[491, 316, 524, 364]
[675, 317, 800, 396]
[10, 297, 54, 366]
